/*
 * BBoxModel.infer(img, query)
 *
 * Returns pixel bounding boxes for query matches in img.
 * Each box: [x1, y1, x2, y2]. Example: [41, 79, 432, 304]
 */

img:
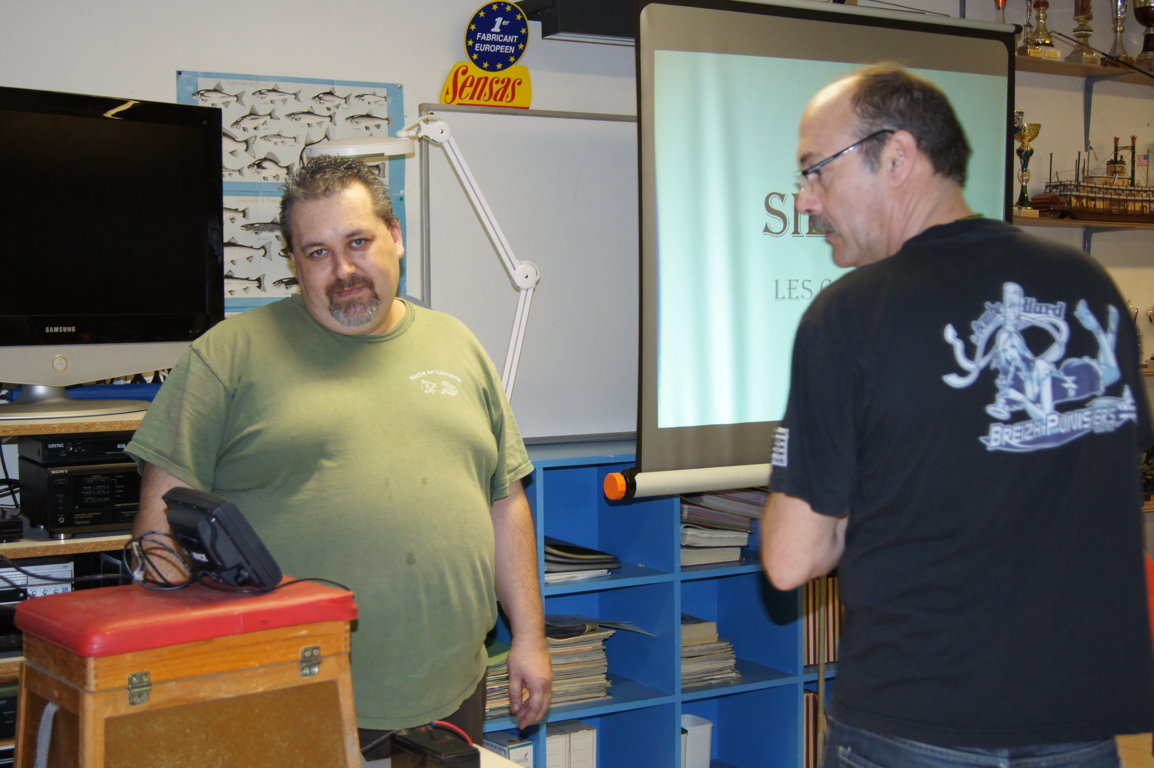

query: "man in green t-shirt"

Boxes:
[126, 155, 552, 757]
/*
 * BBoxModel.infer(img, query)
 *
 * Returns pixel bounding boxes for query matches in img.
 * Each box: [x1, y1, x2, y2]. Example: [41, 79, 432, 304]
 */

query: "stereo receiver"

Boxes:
[18, 432, 139, 539]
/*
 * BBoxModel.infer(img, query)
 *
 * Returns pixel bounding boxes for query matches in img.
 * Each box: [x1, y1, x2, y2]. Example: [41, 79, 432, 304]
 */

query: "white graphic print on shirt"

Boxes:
[942, 281, 1137, 452]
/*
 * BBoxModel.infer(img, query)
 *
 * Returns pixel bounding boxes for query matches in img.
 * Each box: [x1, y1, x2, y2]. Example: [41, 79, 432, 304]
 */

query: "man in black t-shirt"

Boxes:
[761, 64, 1154, 766]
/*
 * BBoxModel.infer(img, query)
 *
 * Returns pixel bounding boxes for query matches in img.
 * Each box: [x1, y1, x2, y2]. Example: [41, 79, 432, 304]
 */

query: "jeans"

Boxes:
[823, 717, 1120, 768]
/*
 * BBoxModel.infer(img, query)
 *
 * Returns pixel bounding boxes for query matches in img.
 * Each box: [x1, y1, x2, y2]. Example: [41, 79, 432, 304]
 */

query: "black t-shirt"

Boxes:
[769, 218, 1154, 745]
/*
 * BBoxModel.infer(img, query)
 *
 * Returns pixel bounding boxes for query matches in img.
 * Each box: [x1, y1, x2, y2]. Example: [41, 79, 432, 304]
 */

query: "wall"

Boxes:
[0, 0, 636, 266]
[0, 0, 1151, 443]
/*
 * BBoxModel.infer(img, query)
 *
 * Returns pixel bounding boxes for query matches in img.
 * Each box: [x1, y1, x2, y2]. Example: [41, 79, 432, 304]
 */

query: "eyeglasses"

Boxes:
[795, 129, 894, 192]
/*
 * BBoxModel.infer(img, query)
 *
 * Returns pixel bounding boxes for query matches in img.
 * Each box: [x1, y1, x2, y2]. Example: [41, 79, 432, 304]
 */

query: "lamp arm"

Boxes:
[401, 116, 538, 289]
[503, 280, 536, 398]
[401, 115, 541, 398]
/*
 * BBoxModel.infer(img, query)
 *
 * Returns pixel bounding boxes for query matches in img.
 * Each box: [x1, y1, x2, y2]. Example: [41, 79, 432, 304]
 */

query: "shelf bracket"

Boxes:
[1082, 72, 1130, 151]
[1082, 225, 1127, 252]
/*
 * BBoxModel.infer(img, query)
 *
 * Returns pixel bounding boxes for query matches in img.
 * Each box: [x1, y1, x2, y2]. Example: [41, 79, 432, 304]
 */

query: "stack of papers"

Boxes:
[544, 537, 621, 584]
[678, 488, 766, 567]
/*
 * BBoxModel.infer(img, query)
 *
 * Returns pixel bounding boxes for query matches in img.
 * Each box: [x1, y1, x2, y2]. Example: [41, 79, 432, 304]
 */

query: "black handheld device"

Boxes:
[163, 487, 282, 591]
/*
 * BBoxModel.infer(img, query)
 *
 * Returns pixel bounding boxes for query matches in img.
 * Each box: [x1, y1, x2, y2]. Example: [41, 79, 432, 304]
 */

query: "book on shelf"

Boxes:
[804, 690, 820, 768]
[548, 720, 597, 768]
[680, 545, 743, 567]
[681, 639, 741, 688]
[545, 614, 654, 638]
[486, 625, 617, 718]
[544, 537, 621, 583]
[545, 568, 612, 584]
[548, 626, 615, 709]
[681, 488, 767, 519]
[804, 572, 843, 666]
[680, 523, 749, 548]
[680, 613, 718, 646]
[680, 613, 740, 688]
[680, 501, 754, 532]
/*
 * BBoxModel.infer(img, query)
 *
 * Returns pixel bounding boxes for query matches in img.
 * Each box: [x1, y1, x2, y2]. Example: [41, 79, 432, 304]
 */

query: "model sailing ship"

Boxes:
[1036, 136, 1154, 222]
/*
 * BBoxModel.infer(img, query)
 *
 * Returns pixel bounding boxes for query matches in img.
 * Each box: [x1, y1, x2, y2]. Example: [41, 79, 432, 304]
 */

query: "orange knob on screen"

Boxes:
[603, 472, 628, 501]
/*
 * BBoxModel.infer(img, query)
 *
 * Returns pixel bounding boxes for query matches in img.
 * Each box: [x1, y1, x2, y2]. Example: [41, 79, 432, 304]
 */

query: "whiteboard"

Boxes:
[419, 104, 638, 441]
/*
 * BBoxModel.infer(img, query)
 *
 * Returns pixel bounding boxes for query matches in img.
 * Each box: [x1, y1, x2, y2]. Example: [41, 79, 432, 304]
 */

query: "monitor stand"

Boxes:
[0, 385, 149, 421]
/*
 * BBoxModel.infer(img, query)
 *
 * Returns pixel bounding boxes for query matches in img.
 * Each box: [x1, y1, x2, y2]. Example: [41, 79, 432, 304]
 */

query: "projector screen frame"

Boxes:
[634, 0, 1016, 482]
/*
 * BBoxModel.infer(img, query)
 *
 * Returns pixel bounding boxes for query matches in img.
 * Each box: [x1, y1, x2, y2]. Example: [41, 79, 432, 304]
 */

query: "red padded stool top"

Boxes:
[15, 578, 357, 658]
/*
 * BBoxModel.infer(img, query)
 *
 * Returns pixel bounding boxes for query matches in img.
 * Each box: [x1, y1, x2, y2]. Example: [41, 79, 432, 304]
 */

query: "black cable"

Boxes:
[125, 531, 352, 594]
[360, 731, 397, 755]
[125, 531, 197, 591]
[0, 554, 124, 588]
[0, 444, 17, 507]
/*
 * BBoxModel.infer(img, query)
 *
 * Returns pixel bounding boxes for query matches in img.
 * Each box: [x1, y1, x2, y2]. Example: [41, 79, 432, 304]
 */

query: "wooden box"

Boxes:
[14, 579, 358, 768]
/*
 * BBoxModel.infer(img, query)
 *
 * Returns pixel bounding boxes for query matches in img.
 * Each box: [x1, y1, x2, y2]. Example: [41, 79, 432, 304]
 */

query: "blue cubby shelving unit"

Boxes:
[483, 441, 826, 768]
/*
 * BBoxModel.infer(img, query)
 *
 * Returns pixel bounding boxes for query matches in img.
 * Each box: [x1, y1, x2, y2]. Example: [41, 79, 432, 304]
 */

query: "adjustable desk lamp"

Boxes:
[304, 116, 540, 399]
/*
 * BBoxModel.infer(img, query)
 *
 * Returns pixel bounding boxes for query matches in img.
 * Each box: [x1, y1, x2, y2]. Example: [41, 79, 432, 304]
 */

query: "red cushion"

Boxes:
[15, 578, 357, 658]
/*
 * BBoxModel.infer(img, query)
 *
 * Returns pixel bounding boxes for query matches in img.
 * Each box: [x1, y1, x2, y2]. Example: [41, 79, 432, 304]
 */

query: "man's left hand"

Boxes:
[506, 640, 552, 729]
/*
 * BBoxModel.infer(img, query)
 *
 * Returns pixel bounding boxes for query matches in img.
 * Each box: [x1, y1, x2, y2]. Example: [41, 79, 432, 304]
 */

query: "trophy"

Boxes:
[1014, 112, 1041, 211]
[1136, 0, 1154, 70]
[1067, 0, 1102, 63]
[1106, 0, 1135, 66]
[1017, 0, 1039, 55]
[1032, 0, 1057, 52]
[995, 0, 1007, 23]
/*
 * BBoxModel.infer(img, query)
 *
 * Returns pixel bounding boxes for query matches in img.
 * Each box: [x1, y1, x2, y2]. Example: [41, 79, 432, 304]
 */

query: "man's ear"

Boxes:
[391, 222, 405, 261]
[885, 129, 919, 186]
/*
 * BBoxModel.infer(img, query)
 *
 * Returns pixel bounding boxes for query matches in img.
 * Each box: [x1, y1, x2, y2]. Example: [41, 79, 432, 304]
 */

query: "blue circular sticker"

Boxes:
[465, 2, 529, 71]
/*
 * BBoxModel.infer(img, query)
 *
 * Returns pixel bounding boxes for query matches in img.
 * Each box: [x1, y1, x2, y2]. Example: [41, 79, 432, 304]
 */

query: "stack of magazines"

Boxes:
[680, 613, 741, 688]
[486, 615, 619, 718]
[544, 537, 621, 583]
[678, 489, 765, 566]
[545, 615, 616, 709]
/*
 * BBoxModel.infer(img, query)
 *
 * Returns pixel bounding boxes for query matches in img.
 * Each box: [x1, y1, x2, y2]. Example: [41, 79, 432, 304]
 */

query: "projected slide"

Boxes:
[654, 53, 1010, 430]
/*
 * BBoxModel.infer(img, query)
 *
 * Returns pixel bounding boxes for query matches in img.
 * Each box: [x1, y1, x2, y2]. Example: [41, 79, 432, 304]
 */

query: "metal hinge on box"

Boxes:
[300, 645, 322, 677]
[127, 671, 151, 706]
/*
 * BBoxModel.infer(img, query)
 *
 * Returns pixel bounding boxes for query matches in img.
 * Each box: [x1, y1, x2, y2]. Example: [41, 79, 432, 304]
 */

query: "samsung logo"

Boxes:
[44, 326, 76, 333]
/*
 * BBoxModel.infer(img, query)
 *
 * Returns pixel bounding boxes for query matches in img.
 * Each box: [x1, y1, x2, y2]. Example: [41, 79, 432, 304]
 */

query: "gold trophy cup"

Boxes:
[1014, 116, 1041, 211]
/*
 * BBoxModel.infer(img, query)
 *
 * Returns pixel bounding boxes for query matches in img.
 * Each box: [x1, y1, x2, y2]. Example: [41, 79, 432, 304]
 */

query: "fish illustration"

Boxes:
[312, 89, 351, 112]
[273, 277, 299, 289]
[230, 107, 277, 134]
[222, 165, 247, 179]
[222, 130, 257, 158]
[224, 239, 270, 262]
[353, 92, 389, 107]
[225, 272, 266, 295]
[258, 132, 298, 147]
[193, 82, 244, 108]
[286, 109, 336, 127]
[298, 127, 335, 168]
[240, 220, 282, 236]
[246, 154, 291, 181]
[345, 112, 391, 132]
[223, 205, 249, 223]
[251, 86, 301, 104]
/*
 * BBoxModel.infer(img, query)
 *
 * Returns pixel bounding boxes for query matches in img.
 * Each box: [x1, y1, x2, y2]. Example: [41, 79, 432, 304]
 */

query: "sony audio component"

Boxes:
[18, 432, 139, 539]
[18, 459, 139, 539]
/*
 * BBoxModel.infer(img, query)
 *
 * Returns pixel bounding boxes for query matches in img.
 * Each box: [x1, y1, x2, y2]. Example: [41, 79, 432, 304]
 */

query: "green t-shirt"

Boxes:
[126, 296, 532, 729]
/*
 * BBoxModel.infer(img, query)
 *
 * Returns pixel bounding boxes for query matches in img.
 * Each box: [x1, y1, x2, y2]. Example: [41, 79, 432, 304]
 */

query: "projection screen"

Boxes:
[628, 0, 1014, 497]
